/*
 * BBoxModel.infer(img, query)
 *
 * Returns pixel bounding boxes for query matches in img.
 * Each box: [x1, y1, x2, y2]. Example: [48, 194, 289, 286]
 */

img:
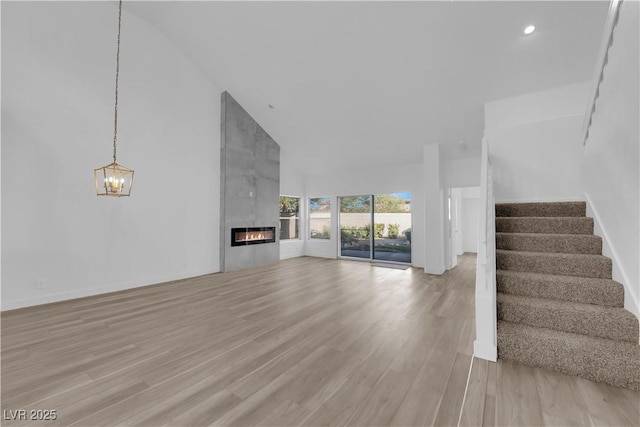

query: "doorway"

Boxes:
[448, 187, 480, 269]
[338, 193, 412, 264]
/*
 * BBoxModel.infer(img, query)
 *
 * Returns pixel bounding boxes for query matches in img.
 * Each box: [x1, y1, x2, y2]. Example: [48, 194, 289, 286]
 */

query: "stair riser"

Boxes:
[496, 252, 612, 279]
[496, 218, 593, 235]
[496, 202, 586, 218]
[496, 272, 624, 307]
[497, 297, 638, 342]
[496, 233, 602, 255]
[498, 322, 640, 390]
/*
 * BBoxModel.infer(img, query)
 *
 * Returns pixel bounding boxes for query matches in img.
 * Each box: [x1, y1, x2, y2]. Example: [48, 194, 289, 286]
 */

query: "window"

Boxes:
[309, 197, 331, 239]
[279, 196, 300, 240]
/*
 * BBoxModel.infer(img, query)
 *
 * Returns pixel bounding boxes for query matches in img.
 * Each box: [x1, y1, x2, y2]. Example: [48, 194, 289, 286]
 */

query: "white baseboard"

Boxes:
[585, 193, 640, 321]
[279, 253, 303, 260]
[1, 267, 220, 312]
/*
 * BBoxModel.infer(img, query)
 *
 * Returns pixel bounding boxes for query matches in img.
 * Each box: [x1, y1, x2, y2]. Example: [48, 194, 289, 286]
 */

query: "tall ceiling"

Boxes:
[125, 0, 609, 175]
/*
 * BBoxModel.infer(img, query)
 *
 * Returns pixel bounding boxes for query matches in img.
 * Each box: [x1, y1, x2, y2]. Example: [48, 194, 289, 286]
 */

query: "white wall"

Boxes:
[461, 197, 480, 254]
[456, 187, 480, 253]
[451, 188, 463, 256]
[279, 150, 305, 260]
[304, 163, 425, 268]
[485, 83, 590, 202]
[444, 157, 481, 188]
[583, 0, 639, 319]
[449, 186, 480, 257]
[1, 2, 221, 310]
[424, 144, 444, 274]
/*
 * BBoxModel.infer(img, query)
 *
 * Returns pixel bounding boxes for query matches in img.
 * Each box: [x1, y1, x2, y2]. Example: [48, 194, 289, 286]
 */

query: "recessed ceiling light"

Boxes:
[268, 104, 275, 109]
[523, 25, 536, 35]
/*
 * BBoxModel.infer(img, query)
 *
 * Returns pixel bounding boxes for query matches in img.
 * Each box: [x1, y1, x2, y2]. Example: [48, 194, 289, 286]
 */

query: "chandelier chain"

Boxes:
[112, 0, 123, 164]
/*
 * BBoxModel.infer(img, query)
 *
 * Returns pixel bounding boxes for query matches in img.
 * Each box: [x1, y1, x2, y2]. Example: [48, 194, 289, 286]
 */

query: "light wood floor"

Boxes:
[2, 255, 638, 426]
[460, 356, 640, 427]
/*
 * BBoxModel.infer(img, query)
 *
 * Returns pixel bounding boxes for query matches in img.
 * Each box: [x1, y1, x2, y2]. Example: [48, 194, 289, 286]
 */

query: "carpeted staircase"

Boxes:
[495, 201, 640, 390]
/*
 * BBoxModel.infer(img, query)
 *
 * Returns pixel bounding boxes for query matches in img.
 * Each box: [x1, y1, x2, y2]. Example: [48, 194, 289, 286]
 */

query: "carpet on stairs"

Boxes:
[494, 201, 640, 390]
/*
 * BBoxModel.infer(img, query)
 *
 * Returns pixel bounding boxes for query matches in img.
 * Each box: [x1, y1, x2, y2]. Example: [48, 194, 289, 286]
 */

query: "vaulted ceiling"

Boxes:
[125, 1, 609, 175]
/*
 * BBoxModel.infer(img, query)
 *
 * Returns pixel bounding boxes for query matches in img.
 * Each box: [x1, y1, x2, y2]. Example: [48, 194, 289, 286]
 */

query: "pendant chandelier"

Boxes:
[94, 0, 134, 197]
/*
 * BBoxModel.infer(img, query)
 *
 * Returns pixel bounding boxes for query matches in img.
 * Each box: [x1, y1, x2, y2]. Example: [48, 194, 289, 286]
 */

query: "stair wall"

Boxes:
[587, 195, 640, 323]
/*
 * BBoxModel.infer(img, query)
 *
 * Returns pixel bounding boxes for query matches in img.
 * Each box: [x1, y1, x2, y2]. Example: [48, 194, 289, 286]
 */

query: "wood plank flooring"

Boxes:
[459, 356, 640, 427]
[2, 254, 638, 426]
[460, 359, 640, 426]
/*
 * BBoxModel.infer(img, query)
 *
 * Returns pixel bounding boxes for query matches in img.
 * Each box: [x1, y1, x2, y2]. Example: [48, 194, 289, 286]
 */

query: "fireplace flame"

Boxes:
[237, 231, 272, 242]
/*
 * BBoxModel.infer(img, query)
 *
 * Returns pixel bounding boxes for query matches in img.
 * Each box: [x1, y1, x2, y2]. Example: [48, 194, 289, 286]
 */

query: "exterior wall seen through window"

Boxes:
[309, 197, 331, 239]
[279, 196, 300, 240]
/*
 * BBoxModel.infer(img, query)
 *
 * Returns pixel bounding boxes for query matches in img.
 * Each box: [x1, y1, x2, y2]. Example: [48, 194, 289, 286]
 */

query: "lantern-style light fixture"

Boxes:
[94, 0, 134, 197]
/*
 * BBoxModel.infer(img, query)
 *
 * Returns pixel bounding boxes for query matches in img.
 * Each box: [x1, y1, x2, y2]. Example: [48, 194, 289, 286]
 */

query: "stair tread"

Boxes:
[496, 270, 625, 307]
[496, 233, 602, 255]
[496, 269, 620, 285]
[496, 249, 609, 260]
[496, 218, 590, 222]
[496, 217, 593, 221]
[496, 250, 612, 278]
[495, 232, 601, 239]
[496, 202, 586, 218]
[498, 320, 640, 390]
[497, 293, 638, 342]
[496, 217, 594, 235]
[498, 320, 640, 353]
[497, 292, 635, 320]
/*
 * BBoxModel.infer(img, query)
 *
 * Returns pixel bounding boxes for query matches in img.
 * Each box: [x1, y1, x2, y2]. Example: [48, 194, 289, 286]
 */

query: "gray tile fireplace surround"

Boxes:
[220, 92, 280, 272]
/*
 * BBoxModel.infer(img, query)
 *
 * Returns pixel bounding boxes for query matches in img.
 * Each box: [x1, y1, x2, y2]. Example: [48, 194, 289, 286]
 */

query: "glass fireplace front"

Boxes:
[231, 227, 276, 246]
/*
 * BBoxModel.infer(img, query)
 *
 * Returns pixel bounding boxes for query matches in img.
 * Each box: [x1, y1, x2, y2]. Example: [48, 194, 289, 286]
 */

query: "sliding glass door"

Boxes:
[373, 193, 412, 263]
[339, 195, 371, 259]
[339, 193, 411, 263]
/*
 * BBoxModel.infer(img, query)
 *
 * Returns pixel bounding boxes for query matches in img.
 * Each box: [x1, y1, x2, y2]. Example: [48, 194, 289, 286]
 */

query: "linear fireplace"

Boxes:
[231, 227, 276, 246]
